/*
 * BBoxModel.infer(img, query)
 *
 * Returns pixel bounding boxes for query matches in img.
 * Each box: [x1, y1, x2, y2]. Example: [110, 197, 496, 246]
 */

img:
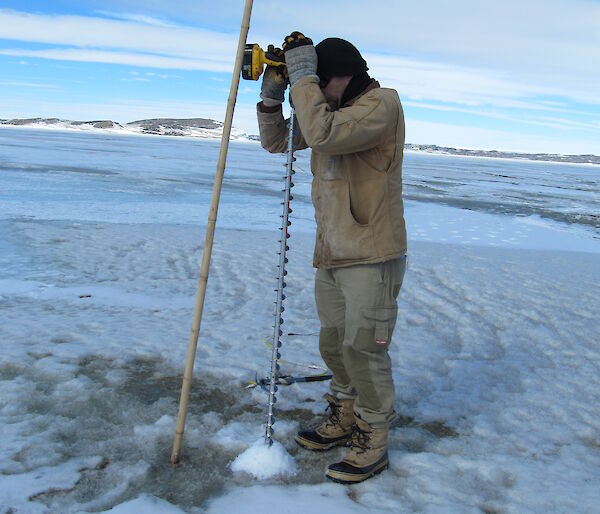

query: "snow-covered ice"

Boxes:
[0, 127, 599, 513]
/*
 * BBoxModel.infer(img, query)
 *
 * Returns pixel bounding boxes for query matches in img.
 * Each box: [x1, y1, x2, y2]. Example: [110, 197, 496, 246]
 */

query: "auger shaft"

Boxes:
[265, 108, 296, 445]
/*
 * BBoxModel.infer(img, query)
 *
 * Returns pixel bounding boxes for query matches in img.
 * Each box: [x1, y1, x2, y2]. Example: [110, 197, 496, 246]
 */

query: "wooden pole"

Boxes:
[171, 0, 254, 465]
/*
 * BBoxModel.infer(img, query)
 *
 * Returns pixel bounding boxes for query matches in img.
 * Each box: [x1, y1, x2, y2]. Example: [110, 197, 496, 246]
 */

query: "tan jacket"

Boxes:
[257, 75, 407, 268]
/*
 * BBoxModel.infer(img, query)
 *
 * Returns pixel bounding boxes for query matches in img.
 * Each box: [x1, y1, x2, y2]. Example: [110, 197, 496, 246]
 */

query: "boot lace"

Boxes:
[323, 394, 342, 428]
[349, 423, 370, 454]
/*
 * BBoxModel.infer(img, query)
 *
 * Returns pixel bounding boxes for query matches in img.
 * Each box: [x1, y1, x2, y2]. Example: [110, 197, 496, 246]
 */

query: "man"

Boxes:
[257, 32, 407, 484]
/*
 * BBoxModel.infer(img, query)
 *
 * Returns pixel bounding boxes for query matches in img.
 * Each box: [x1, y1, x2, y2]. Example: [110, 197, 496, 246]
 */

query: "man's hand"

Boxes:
[260, 45, 288, 107]
[265, 44, 285, 64]
[282, 31, 314, 52]
[282, 31, 318, 86]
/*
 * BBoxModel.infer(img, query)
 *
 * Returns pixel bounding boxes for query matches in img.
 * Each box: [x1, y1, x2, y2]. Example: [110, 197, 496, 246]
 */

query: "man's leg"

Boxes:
[315, 267, 354, 398]
[295, 267, 355, 450]
[326, 257, 406, 483]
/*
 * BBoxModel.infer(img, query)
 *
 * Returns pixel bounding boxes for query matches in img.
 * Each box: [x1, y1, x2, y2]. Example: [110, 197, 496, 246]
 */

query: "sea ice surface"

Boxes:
[0, 128, 598, 513]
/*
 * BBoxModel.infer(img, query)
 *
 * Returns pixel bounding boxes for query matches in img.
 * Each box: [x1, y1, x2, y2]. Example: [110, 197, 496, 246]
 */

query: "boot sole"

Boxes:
[294, 433, 352, 451]
[325, 459, 389, 484]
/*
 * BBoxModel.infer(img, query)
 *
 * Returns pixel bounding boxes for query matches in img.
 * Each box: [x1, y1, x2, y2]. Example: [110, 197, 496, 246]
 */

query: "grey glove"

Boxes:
[260, 65, 288, 107]
[282, 31, 318, 86]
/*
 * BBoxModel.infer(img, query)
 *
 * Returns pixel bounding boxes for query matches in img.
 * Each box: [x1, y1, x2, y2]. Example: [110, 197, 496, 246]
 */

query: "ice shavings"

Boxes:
[231, 438, 298, 479]
[212, 419, 299, 450]
[97, 493, 186, 513]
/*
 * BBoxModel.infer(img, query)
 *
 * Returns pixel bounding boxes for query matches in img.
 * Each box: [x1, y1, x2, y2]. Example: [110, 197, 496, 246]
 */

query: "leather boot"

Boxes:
[295, 393, 354, 450]
[326, 416, 389, 484]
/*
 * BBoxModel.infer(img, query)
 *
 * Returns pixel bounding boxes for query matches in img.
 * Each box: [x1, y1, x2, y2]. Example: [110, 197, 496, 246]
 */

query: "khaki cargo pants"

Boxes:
[315, 257, 406, 427]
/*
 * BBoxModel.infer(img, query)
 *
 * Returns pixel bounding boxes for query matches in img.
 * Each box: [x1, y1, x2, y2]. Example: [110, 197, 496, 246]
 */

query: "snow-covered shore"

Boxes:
[0, 117, 251, 141]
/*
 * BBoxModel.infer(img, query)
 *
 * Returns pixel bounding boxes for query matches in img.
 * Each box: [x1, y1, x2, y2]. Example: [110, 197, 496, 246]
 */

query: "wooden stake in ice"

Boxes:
[171, 0, 254, 465]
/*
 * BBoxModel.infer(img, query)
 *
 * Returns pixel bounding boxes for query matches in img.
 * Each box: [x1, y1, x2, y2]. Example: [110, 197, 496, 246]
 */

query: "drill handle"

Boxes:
[263, 46, 286, 66]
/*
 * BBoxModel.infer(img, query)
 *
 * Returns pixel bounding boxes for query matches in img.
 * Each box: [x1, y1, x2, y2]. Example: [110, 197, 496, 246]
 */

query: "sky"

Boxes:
[0, 0, 599, 154]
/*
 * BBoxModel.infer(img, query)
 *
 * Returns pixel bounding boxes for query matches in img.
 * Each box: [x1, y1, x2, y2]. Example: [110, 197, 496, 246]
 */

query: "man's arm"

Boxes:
[256, 48, 308, 154]
[281, 31, 397, 156]
[290, 77, 397, 155]
[257, 102, 308, 154]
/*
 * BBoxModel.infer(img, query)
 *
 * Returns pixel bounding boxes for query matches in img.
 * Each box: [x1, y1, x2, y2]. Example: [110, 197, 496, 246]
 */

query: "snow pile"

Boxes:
[99, 494, 186, 513]
[231, 438, 298, 479]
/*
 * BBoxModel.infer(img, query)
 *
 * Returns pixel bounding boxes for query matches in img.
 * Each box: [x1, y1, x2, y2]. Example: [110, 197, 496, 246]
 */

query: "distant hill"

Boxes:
[0, 117, 251, 141]
[2, 117, 124, 129]
[405, 143, 600, 165]
[127, 117, 222, 135]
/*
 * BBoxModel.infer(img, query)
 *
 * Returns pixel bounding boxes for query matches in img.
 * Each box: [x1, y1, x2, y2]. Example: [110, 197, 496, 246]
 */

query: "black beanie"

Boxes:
[315, 38, 368, 79]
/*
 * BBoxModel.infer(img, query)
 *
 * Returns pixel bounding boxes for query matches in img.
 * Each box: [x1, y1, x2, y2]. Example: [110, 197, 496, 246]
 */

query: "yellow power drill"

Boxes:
[242, 43, 287, 81]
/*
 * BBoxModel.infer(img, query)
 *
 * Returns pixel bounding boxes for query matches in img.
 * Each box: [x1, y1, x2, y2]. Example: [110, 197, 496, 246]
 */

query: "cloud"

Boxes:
[1, 6, 597, 111]
[94, 10, 179, 28]
[0, 80, 61, 90]
[0, 48, 232, 72]
[362, 54, 600, 136]
[369, 55, 537, 105]
[404, 100, 600, 131]
[254, 1, 600, 108]
[0, 9, 236, 60]
[250, 1, 600, 71]
[367, 53, 600, 110]
[145, 72, 174, 79]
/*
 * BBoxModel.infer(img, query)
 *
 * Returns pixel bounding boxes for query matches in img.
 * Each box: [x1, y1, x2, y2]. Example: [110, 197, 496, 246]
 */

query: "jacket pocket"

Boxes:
[324, 182, 375, 262]
[347, 184, 369, 227]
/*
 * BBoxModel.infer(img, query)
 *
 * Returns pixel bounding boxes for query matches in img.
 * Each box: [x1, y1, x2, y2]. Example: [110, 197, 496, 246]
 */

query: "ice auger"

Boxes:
[264, 107, 296, 445]
[242, 40, 332, 445]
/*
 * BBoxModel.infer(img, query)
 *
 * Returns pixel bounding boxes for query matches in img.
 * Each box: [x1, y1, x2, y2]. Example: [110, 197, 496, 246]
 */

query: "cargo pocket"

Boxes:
[353, 306, 398, 352]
